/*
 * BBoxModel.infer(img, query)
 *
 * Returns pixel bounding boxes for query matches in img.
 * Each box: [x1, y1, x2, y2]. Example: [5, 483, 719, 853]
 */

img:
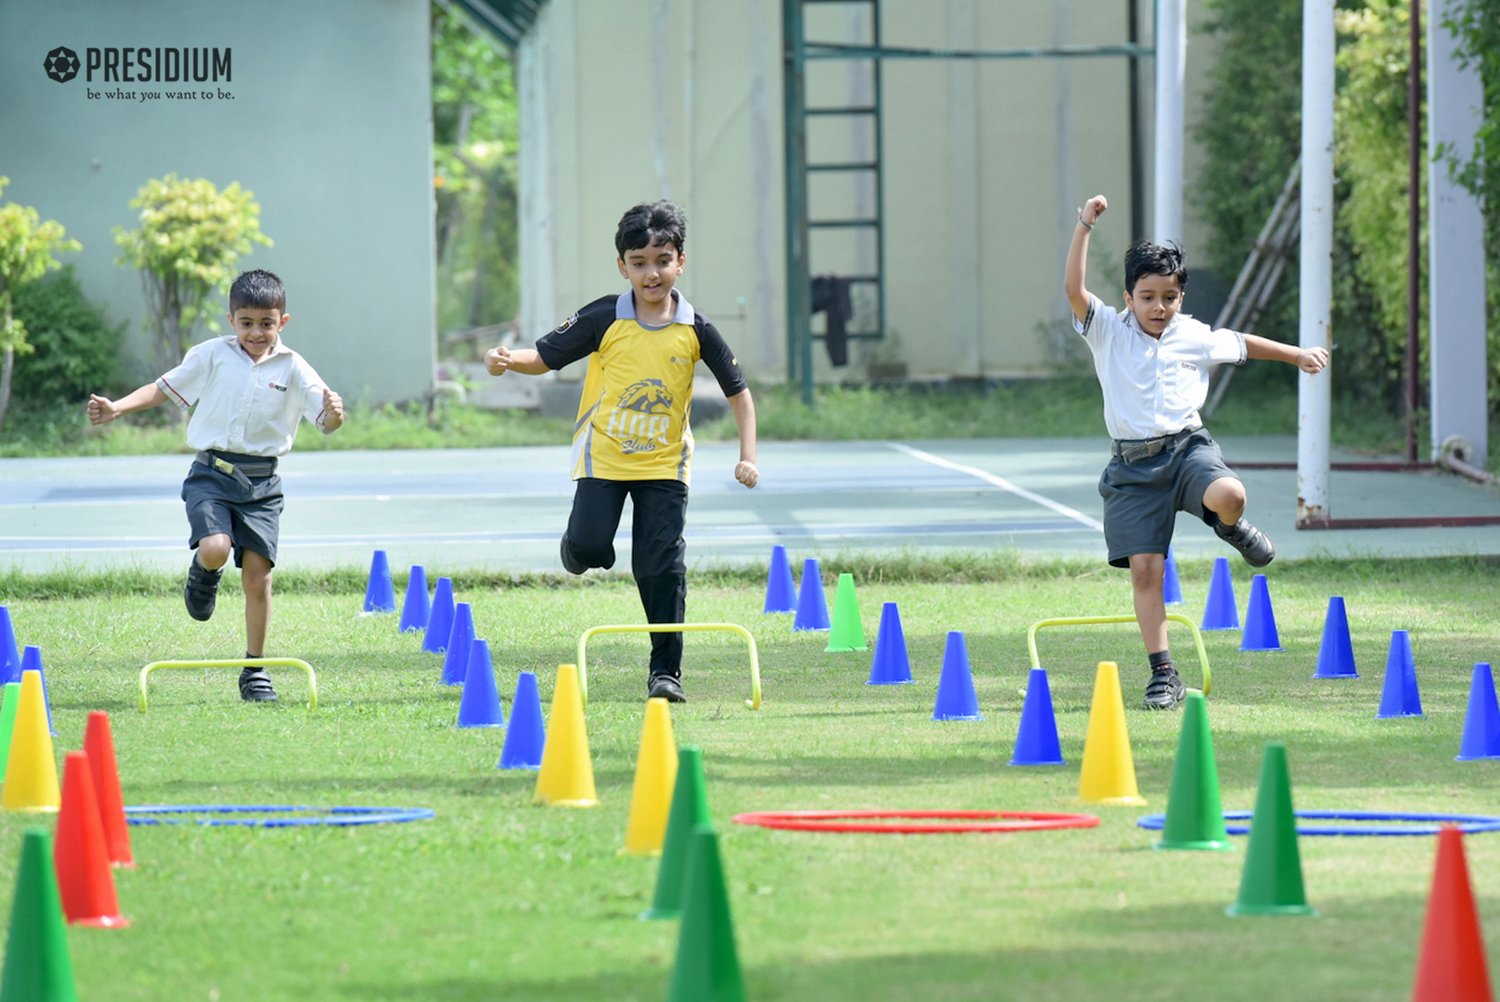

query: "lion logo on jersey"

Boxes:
[617, 378, 673, 414]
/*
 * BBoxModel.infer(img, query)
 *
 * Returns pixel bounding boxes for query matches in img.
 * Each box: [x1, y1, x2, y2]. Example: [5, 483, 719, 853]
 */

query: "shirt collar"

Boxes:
[226, 334, 291, 362]
[615, 289, 695, 325]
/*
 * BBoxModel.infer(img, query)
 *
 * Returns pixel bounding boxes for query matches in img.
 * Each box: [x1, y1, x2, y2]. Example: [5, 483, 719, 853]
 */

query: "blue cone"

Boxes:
[1163, 547, 1184, 605]
[792, 558, 830, 632]
[457, 638, 505, 728]
[441, 602, 476, 686]
[932, 631, 982, 721]
[362, 549, 397, 614]
[18, 648, 56, 737]
[398, 565, 431, 634]
[1009, 667, 1064, 766]
[499, 671, 545, 769]
[866, 602, 914, 685]
[0, 606, 20, 685]
[422, 577, 456, 654]
[1455, 663, 1500, 761]
[763, 545, 796, 614]
[1376, 630, 1423, 718]
[1200, 557, 1239, 631]
[1313, 595, 1358, 678]
[1240, 574, 1281, 651]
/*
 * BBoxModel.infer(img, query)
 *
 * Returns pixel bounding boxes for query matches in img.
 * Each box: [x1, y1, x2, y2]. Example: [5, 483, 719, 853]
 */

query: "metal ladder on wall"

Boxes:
[784, 0, 888, 389]
[1203, 159, 1301, 416]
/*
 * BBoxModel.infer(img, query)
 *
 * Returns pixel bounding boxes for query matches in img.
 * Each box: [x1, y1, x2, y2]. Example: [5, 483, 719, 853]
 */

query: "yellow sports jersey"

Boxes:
[535, 291, 748, 483]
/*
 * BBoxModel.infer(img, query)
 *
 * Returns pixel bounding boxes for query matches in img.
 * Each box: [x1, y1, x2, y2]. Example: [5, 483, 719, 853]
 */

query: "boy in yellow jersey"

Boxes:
[484, 200, 758, 702]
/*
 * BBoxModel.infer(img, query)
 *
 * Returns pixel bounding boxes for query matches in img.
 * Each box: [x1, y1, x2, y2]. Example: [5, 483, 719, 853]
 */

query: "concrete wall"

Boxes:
[515, 0, 1220, 385]
[0, 0, 435, 405]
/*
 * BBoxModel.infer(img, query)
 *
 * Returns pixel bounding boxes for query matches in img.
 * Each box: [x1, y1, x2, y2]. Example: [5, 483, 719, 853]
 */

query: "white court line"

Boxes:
[888, 442, 1104, 532]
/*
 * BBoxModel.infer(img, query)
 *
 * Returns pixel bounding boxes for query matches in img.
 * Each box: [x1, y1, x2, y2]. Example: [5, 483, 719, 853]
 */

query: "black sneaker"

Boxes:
[647, 674, 686, 703]
[184, 560, 222, 622]
[1143, 666, 1185, 710]
[559, 534, 586, 575]
[1216, 518, 1275, 567]
[238, 667, 279, 703]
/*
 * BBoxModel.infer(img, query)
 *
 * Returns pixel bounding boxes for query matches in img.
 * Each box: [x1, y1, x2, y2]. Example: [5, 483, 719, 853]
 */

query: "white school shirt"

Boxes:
[156, 336, 333, 457]
[1073, 292, 1246, 441]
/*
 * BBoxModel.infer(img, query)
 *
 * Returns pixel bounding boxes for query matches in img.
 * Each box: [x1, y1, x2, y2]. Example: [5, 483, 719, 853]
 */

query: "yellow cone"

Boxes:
[1078, 661, 1146, 806]
[2, 671, 60, 813]
[533, 664, 598, 807]
[622, 698, 679, 855]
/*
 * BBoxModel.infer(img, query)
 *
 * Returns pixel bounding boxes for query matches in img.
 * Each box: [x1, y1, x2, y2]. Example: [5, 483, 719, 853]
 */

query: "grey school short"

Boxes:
[1098, 428, 1236, 568]
[180, 453, 284, 567]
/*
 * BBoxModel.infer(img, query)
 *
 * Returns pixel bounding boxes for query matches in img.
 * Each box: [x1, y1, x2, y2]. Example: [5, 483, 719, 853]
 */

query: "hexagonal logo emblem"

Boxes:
[44, 46, 80, 83]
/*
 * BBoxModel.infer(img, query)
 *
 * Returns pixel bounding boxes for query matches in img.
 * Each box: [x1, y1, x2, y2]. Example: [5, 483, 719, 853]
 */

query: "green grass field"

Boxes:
[2, 555, 1498, 1000]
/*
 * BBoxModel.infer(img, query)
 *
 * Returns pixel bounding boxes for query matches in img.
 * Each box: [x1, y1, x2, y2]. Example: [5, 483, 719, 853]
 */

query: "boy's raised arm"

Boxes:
[484, 345, 550, 377]
[87, 383, 167, 425]
[1065, 194, 1108, 323]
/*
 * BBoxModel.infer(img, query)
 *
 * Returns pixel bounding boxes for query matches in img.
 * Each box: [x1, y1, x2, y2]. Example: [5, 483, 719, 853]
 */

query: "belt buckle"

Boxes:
[211, 456, 236, 477]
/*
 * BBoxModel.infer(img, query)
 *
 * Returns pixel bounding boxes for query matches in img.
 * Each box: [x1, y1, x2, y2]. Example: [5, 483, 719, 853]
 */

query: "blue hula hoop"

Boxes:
[125, 805, 435, 828]
[1135, 809, 1500, 837]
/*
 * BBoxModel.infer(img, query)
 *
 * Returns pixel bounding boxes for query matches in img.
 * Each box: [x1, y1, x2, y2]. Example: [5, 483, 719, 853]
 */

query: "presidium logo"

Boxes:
[43, 44, 233, 102]
[43, 46, 79, 83]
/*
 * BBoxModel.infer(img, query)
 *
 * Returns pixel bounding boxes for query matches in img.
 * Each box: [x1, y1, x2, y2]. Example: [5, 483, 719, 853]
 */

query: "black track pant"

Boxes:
[563, 478, 688, 679]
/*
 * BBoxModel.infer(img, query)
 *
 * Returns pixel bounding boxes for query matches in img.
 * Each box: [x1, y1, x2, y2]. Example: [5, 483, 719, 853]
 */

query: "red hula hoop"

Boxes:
[731, 809, 1100, 834]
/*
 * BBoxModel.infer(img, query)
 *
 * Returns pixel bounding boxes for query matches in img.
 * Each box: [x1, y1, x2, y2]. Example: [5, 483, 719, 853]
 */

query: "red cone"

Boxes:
[1412, 827, 1492, 1001]
[52, 752, 128, 928]
[82, 712, 134, 868]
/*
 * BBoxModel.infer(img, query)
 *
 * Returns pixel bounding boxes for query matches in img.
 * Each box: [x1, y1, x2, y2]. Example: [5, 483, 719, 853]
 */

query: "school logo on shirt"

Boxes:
[1179, 361, 1199, 374]
[617, 378, 672, 414]
[268, 381, 288, 392]
[552, 312, 579, 335]
[607, 378, 673, 453]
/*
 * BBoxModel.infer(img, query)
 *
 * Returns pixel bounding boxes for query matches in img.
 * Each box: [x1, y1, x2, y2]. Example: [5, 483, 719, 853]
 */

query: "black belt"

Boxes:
[1110, 428, 1198, 463]
[196, 450, 277, 488]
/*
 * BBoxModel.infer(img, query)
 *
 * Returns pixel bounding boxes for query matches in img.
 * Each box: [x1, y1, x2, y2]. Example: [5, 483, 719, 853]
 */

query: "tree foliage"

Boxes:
[0, 177, 82, 429]
[113, 174, 271, 373]
[431, 3, 520, 346]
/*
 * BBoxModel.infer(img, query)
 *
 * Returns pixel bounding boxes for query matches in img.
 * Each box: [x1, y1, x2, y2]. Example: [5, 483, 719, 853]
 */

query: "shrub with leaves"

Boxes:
[113, 174, 271, 372]
[9, 265, 125, 409]
[0, 176, 82, 429]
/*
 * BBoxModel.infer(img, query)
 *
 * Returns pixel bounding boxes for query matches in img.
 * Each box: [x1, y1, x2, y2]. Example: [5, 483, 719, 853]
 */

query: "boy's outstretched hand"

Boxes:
[484, 345, 512, 376]
[86, 393, 117, 425]
[734, 460, 759, 489]
[1297, 347, 1330, 374]
[1080, 194, 1108, 227]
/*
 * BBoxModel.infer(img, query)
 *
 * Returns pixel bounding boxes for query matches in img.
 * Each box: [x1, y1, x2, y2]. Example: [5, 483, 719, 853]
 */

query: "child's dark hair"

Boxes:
[615, 200, 687, 257]
[1124, 240, 1188, 293]
[230, 269, 287, 312]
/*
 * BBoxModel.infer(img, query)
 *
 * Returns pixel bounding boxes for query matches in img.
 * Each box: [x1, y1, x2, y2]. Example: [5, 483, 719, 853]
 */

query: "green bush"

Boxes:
[9, 265, 124, 407]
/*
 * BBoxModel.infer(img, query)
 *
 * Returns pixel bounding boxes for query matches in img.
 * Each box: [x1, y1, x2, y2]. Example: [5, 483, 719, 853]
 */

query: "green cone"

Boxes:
[0, 829, 78, 1002]
[0, 682, 21, 772]
[668, 825, 746, 1002]
[824, 573, 867, 652]
[1227, 742, 1316, 916]
[642, 746, 710, 920]
[1156, 692, 1234, 851]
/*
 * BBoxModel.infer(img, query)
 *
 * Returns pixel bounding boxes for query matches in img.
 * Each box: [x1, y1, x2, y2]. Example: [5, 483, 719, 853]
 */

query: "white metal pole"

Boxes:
[1428, 0, 1489, 467]
[1152, 0, 1185, 243]
[1297, 0, 1335, 524]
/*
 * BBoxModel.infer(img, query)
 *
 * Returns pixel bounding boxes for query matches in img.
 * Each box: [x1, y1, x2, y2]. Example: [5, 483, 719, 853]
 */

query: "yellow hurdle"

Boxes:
[575, 622, 762, 709]
[138, 658, 318, 712]
[1026, 613, 1212, 695]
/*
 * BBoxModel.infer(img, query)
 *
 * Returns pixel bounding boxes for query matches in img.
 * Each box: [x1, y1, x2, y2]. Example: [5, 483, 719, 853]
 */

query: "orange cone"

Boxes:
[1412, 827, 1492, 1001]
[52, 752, 127, 927]
[82, 712, 134, 868]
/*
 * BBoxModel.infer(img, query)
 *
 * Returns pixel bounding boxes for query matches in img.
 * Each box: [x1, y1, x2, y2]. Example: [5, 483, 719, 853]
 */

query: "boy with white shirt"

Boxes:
[87, 270, 344, 702]
[1065, 194, 1328, 709]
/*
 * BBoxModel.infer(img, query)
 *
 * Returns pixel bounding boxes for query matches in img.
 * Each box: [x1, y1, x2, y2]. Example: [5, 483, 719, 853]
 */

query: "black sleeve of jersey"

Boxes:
[535, 295, 615, 370]
[695, 316, 749, 397]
